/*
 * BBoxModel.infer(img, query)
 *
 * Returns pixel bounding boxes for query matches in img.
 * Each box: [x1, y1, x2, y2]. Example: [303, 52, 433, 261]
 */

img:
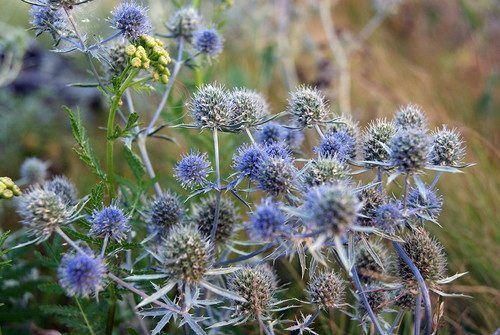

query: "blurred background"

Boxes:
[0, 0, 498, 334]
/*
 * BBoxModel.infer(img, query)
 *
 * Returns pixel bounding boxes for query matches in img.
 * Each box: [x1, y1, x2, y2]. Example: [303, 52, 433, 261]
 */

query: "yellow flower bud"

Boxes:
[12, 185, 22, 196]
[142, 60, 150, 69]
[158, 56, 169, 66]
[143, 35, 156, 47]
[2, 189, 13, 199]
[125, 44, 136, 56]
[152, 72, 160, 81]
[160, 74, 169, 84]
[131, 57, 142, 68]
[0, 177, 14, 188]
[0, 183, 5, 193]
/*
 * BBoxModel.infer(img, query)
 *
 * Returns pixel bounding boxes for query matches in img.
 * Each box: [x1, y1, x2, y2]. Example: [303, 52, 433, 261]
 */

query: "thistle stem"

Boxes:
[210, 128, 222, 244]
[414, 293, 422, 335]
[215, 242, 277, 266]
[245, 128, 256, 143]
[314, 124, 325, 139]
[75, 297, 96, 335]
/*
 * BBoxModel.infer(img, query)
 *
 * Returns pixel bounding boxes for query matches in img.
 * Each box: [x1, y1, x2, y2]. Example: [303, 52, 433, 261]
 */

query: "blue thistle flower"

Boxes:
[264, 142, 292, 161]
[287, 86, 328, 128]
[44, 176, 77, 205]
[189, 83, 232, 130]
[246, 198, 286, 241]
[284, 128, 304, 151]
[256, 122, 288, 145]
[167, 7, 201, 41]
[362, 119, 396, 163]
[89, 205, 130, 242]
[430, 126, 465, 166]
[394, 104, 428, 131]
[20, 157, 48, 185]
[315, 131, 356, 161]
[174, 151, 212, 188]
[29, 2, 67, 40]
[389, 129, 431, 173]
[407, 187, 443, 221]
[256, 157, 297, 196]
[227, 88, 269, 128]
[58, 251, 106, 297]
[148, 191, 184, 228]
[233, 144, 268, 180]
[111, 2, 151, 40]
[374, 202, 403, 233]
[193, 28, 223, 56]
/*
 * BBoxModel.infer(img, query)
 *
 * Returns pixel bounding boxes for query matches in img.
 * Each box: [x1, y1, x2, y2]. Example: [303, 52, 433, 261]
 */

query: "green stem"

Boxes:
[76, 298, 96, 335]
[105, 286, 117, 335]
[106, 94, 121, 199]
[209, 128, 222, 244]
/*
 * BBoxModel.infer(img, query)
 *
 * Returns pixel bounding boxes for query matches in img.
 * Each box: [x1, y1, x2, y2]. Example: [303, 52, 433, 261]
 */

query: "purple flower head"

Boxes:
[246, 198, 287, 241]
[407, 187, 443, 221]
[174, 151, 212, 189]
[193, 28, 223, 56]
[111, 2, 151, 40]
[233, 144, 268, 180]
[29, 1, 67, 39]
[256, 157, 297, 196]
[264, 142, 292, 161]
[89, 205, 130, 242]
[285, 128, 304, 151]
[315, 131, 356, 161]
[256, 122, 287, 145]
[374, 202, 403, 233]
[389, 129, 430, 173]
[58, 251, 106, 297]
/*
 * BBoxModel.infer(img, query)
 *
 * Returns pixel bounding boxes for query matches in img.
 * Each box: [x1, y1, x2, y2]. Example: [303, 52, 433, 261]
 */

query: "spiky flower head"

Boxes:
[357, 187, 386, 227]
[389, 129, 431, 173]
[393, 284, 420, 310]
[105, 43, 129, 78]
[16, 186, 72, 239]
[284, 128, 305, 151]
[58, 251, 106, 297]
[430, 126, 465, 166]
[374, 202, 403, 233]
[302, 157, 350, 187]
[398, 229, 447, 282]
[233, 144, 268, 180]
[327, 115, 360, 140]
[0, 177, 22, 200]
[357, 286, 389, 316]
[264, 142, 292, 161]
[148, 191, 184, 229]
[167, 7, 201, 41]
[174, 151, 212, 189]
[193, 28, 223, 56]
[111, 2, 151, 40]
[304, 182, 361, 235]
[287, 86, 328, 128]
[44, 176, 77, 205]
[161, 224, 210, 282]
[89, 205, 130, 242]
[362, 119, 396, 163]
[394, 104, 428, 131]
[246, 198, 286, 241]
[355, 240, 392, 283]
[227, 88, 269, 128]
[307, 271, 345, 310]
[256, 122, 287, 145]
[256, 157, 297, 196]
[29, 1, 68, 40]
[46, 0, 79, 8]
[190, 83, 233, 130]
[191, 196, 238, 245]
[407, 186, 443, 221]
[315, 131, 357, 161]
[228, 265, 277, 319]
[20, 157, 48, 185]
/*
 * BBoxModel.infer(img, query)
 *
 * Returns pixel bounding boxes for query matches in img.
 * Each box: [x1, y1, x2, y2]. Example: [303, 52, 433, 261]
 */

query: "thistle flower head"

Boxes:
[190, 83, 233, 130]
[105, 43, 130, 78]
[174, 151, 211, 189]
[407, 186, 443, 221]
[233, 144, 268, 180]
[430, 126, 465, 166]
[302, 156, 350, 187]
[315, 131, 357, 162]
[161, 224, 210, 282]
[256, 157, 297, 196]
[193, 28, 223, 56]
[227, 88, 269, 127]
[29, 2, 67, 40]
[111, 2, 151, 40]
[357, 286, 389, 316]
[394, 104, 428, 131]
[287, 86, 328, 128]
[148, 191, 184, 228]
[228, 265, 277, 319]
[307, 271, 345, 310]
[284, 128, 305, 151]
[398, 229, 447, 282]
[355, 240, 392, 283]
[389, 129, 431, 173]
[58, 250, 106, 297]
[167, 7, 201, 41]
[89, 205, 130, 242]
[374, 202, 404, 233]
[357, 187, 386, 227]
[304, 182, 361, 235]
[327, 115, 360, 139]
[393, 284, 420, 310]
[16, 186, 72, 238]
[44, 176, 77, 205]
[46, 0, 79, 8]
[362, 119, 396, 163]
[20, 157, 48, 185]
[256, 122, 288, 145]
[264, 141, 292, 161]
[191, 196, 238, 245]
[246, 198, 286, 241]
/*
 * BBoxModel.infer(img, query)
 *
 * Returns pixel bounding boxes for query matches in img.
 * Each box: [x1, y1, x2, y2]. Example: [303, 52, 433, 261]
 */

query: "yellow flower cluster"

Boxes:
[125, 35, 172, 84]
[0, 177, 21, 199]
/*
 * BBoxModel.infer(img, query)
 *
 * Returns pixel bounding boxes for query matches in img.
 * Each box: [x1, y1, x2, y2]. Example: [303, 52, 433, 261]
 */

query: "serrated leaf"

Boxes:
[123, 146, 145, 180]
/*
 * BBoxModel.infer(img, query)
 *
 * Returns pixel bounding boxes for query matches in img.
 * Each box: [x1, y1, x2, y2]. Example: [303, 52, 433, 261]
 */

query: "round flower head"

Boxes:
[47, 0, 79, 8]
[190, 83, 232, 130]
[111, 2, 151, 40]
[174, 151, 211, 189]
[58, 251, 106, 297]
[20, 157, 48, 185]
[161, 224, 210, 282]
[89, 205, 130, 242]
[256, 122, 288, 145]
[355, 240, 392, 283]
[394, 104, 428, 131]
[29, 2, 67, 40]
[362, 119, 396, 163]
[315, 131, 357, 161]
[307, 271, 345, 310]
[44, 176, 77, 205]
[191, 195, 238, 245]
[228, 265, 277, 319]
[105, 43, 129, 78]
[397, 229, 447, 282]
[287, 86, 328, 128]
[407, 186, 443, 221]
[327, 115, 360, 140]
[264, 141, 292, 161]
[256, 157, 297, 196]
[167, 7, 201, 41]
[357, 286, 389, 317]
[389, 129, 431, 173]
[16, 186, 72, 239]
[304, 182, 361, 235]
[227, 88, 269, 127]
[284, 128, 305, 151]
[430, 126, 465, 166]
[302, 157, 350, 187]
[357, 187, 386, 227]
[193, 28, 223, 56]
[374, 202, 403, 233]
[233, 144, 268, 180]
[148, 191, 184, 228]
[246, 198, 286, 241]
[394, 284, 420, 310]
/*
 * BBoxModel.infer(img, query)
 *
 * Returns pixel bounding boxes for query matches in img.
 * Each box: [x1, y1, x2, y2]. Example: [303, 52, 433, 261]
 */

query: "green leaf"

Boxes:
[123, 146, 145, 180]
[88, 182, 105, 210]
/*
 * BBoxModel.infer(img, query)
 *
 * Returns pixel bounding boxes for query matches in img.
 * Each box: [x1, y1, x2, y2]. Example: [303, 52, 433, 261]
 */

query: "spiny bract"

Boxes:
[307, 271, 345, 310]
[191, 195, 238, 244]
